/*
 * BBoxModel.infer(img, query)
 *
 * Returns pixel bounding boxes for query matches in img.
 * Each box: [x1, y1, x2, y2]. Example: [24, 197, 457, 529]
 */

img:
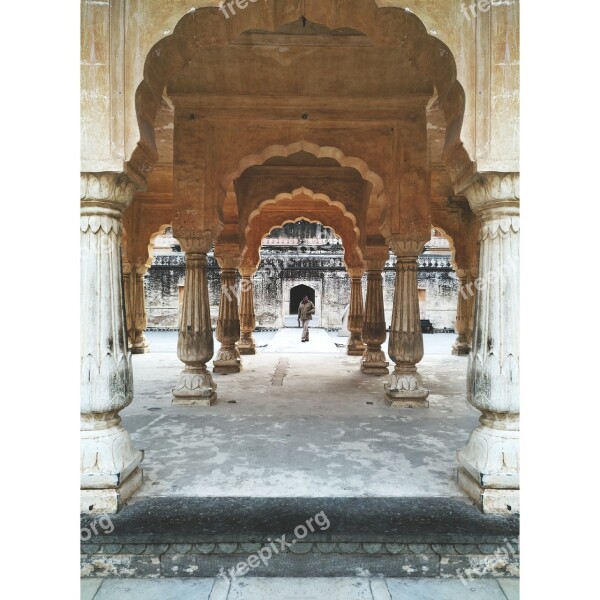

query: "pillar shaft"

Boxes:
[80, 172, 143, 514]
[457, 173, 520, 513]
[172, 234, 217, 406]
[124, 262, 150, 354]
[360, 256, 389, 375]
[238, 268, 257, 355]
[214, 256, 242, 374]
[452, 270, 475, 356]
[347, 269, 366, 355]
[384, 244, 429, 407]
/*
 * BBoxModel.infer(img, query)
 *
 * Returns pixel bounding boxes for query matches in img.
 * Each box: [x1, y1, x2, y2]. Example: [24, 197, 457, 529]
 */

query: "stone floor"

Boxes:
[81, 576, 519, 599]
[122, 330, 478, 501]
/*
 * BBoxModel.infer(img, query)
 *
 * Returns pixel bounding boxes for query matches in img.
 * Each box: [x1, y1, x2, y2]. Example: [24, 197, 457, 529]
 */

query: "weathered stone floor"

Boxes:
[82, 576, 519, 599]
[122, 331, 478, 501]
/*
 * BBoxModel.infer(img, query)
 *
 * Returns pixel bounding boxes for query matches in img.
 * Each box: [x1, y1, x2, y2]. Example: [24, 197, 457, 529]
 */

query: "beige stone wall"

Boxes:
[81, 0, 519, 175]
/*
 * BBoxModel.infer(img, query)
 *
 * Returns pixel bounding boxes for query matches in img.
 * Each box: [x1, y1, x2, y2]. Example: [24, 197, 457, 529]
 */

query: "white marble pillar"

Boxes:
[237, 266, 257, 355]
[347, 267, 367, 355]
[172, 234, 217, 406]
[457, 173, 520, 513]
[452, 269, 475, 356]
[80, 172, 143, 514]
[360, 255, 389, 375]
[384, 241, 429, 407]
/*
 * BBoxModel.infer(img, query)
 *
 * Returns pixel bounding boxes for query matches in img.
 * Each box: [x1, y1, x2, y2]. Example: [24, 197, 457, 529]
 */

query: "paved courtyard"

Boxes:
[121, 330, 479, 500]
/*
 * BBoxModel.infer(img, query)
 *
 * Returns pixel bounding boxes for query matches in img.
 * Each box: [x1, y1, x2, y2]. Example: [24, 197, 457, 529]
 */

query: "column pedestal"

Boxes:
[360, 254, 389, 375]
[214, 255, 242, 374]
[237, 267, 257, 355]
[172, 234, 217, 406]
[347, 268, 367, 356]
[452, 270, 474, 356]
[80, 172, 143, 513]
[123, 262, 149, 354]
[384, 243, 429, 408]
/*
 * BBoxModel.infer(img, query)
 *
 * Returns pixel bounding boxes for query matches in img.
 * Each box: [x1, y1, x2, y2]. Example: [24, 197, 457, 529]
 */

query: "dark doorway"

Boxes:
[290, 285, 315, 315]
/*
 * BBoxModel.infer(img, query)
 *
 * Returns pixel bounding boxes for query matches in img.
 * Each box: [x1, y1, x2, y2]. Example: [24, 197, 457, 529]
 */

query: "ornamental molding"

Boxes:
[456, 172, 520, 217]
[80, 172, 140, 211]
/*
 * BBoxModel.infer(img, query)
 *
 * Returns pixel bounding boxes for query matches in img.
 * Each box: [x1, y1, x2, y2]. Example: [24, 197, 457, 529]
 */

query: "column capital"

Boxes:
[363, 247, 389, 272]
[175, 231, 213, 254]
[216, 254, 242, 271]
[239, 265, 257, 278]
[387, 236, 427, 259]
[346, 266, 365, 278]
[458, 172, 519, 220]
[80, 172, 140, 214]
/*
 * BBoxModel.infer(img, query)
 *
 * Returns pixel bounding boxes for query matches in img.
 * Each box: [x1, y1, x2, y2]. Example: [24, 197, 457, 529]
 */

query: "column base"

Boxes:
[385, 393, 429, 408]
[237, 336, 256, 355]
[81, 467, 143, 514]
[131, 345, 150, 355]
[348, 346, 366, 356]
[238, 347, 256, 355]
[172, 366, 217, 406]
[458, 467, 519, 514]
[452, 343, 470, 356]
[360, 348, 389, 375]
[130, 333, 149, 354]
[384, 369, 429, 407]
[213, 347, 242, 374]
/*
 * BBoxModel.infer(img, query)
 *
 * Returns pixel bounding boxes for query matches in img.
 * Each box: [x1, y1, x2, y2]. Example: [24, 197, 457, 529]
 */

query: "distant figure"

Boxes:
[298, 296, 316, 342]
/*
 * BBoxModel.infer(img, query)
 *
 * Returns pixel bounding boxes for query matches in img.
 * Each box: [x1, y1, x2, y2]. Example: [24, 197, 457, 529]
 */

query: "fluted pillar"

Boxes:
[452, 269, 475, 356]
[360, 254, 389, 375]
[457, 173, 520, 513]
[123, 262, 150, 354]
[347, 267, 366, 355]
[80, 172, 143, 514]
[384, 241, 429, 408]
[214, 255, 242, 374]
[238, 266, 257, 355]
[172, 234, 217, 406]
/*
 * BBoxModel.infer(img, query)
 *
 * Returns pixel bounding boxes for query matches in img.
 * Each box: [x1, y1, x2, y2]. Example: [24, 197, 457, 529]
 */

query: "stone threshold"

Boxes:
[81, 497, 519, 579]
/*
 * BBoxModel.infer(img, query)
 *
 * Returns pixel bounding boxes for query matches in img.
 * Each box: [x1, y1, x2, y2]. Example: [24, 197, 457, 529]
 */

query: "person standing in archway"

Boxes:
[298, 295, 315, 342]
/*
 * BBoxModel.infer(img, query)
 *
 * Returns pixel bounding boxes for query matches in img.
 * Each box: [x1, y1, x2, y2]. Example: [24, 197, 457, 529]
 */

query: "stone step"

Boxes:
[81, 497, 519, 580]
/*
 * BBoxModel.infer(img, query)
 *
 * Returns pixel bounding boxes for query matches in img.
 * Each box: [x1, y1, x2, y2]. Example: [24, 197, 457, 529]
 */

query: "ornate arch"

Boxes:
[127, 0, 472, 187]
[241, 187, 364, 271]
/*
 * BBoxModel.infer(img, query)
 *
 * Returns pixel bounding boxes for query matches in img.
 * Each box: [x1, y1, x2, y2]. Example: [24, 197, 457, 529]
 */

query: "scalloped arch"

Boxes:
[430, 225, 457, 272]
[241, 187, 364, 270]
[127, 0, 473, 186]
[147, 223, 175, 268]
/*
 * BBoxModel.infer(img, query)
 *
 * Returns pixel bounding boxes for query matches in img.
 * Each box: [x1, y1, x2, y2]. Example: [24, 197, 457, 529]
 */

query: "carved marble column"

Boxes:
[457, 173, 520, 513]
[360, 254, 389, 375]
[80, 172, 143, 514]
[123, 262, 150, 354]
[238, 266, 257, 355]
[452, 269, 475, 356]
[384, 241, 429, 407]
[172, 234, 217, 406]
[347, 267, 366, 355]
[214, 255, 242, 374]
